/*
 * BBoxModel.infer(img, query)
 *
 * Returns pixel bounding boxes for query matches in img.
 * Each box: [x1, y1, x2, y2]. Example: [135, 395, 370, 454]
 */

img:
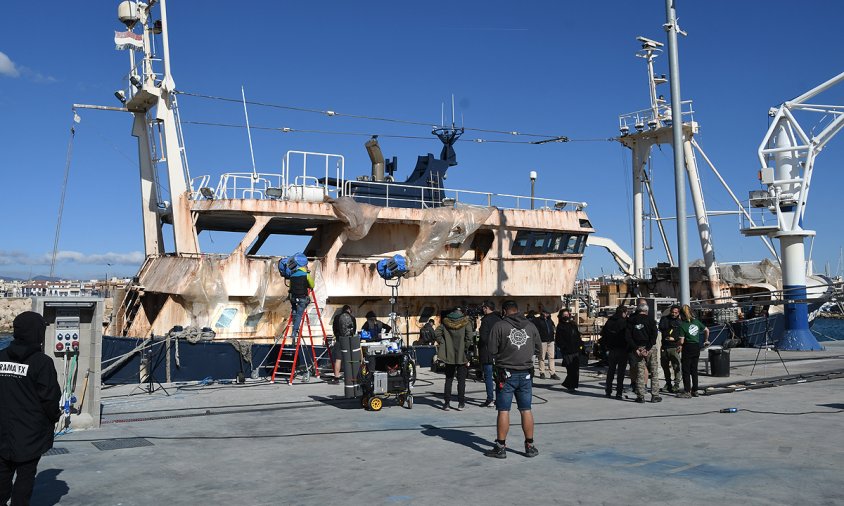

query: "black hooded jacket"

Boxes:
[555, 319, 582, 355]
[626, 312, 657, 351]
[0, 312, 61, 462]
[478, 312, 502, 364]
[489, 314, 542, 370]
[332, 311, 356, 338]
[599, 314, 630, 351]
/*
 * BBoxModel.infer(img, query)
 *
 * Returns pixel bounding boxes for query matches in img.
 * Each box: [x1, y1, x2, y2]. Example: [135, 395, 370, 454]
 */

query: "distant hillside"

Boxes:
[0, 275, 63, 282]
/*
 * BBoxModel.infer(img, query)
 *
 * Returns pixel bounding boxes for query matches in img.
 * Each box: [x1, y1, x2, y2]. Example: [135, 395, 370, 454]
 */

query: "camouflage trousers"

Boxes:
[632, 346, 661, 399]
[660, 346, 681, 391]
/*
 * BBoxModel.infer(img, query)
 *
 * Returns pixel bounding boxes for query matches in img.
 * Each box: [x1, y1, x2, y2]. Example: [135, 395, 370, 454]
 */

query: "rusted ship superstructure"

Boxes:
[101, 0, 593, 347]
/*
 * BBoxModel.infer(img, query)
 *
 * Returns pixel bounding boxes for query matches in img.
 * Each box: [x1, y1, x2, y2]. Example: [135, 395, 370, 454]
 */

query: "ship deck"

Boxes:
[40, 342, 844, 505]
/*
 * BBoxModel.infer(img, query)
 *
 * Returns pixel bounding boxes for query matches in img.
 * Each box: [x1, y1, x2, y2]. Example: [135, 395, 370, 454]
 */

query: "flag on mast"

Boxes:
[114, 30, 143, 51]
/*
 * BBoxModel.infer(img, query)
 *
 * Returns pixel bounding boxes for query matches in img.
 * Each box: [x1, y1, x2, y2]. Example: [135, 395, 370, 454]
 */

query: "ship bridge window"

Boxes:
[511, 231, 586, 255]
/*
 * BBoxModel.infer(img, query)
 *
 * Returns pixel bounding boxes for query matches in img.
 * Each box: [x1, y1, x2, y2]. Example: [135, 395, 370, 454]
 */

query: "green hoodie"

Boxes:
[435, 311, 473, 364]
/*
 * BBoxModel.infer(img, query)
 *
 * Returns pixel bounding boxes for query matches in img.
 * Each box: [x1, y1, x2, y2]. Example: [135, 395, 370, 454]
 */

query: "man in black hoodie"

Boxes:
[626, 302, 661, 403]
[0, 311, 61, 505]
[484, 301, 542, 459]
[600, 305, 630, 399]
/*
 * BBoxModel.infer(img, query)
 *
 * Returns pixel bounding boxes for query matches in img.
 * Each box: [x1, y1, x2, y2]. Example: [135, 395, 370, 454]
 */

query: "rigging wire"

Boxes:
[50, 111, 80, 278]
[179, 120, 581, 145]
[175, 90, 613, 143]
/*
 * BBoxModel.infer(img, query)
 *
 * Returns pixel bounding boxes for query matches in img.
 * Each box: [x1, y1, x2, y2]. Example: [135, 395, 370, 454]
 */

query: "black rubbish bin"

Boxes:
[709, 347, 730, 377]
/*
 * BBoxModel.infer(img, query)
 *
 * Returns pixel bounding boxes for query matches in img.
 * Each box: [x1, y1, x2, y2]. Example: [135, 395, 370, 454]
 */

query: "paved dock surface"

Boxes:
[39, 343, 844, 505]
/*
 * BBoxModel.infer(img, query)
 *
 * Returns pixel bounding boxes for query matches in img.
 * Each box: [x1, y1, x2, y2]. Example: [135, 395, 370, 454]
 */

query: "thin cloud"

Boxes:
[19, 66, 57, 83]
[0, 51, 19, 78]
[0, 250, 144, 266]
[0, 50, 56, 82]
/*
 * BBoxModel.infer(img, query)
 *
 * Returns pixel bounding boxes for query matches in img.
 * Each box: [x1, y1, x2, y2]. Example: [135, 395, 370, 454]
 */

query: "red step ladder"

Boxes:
[270, 288, 332, 384]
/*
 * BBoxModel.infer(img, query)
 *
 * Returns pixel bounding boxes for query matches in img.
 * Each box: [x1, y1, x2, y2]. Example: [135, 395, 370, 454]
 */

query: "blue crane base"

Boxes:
[777, 285, 824, 351]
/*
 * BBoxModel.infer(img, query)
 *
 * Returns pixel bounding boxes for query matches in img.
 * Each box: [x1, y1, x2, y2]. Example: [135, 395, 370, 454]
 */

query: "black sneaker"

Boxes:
[605, 391, 612, 398]
[691, 391, 699, 397]
[480, 399, 494, 408]
[635, 396, 645, 403]
[525, 443, 539, 458]
[457, 402, 466, 410]
[550, 374, 560, 380]
[539, 373, 546, 379]
[615, 393, 623, 400]
[484, 443, 507, 459]
[442, 402, 451, 411]
[650, 396, 663, 403]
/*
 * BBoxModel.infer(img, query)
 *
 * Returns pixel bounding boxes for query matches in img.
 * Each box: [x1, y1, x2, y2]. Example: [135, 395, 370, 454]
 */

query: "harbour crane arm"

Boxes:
[586, 236, 635, 277]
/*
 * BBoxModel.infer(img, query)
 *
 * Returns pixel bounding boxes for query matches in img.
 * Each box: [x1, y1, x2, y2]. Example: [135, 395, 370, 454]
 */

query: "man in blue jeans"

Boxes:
[288, 262, 314, 338]
[477, 300, 501, 408]
[484, 300, 542, 458]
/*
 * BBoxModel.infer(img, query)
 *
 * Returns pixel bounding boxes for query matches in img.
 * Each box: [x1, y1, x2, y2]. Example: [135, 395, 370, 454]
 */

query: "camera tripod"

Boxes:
[131, 336, 170, 396]
[750, 312, 790, 376]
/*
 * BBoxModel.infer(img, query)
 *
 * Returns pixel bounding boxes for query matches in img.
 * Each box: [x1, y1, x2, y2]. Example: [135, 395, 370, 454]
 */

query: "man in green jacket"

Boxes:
[436, 308, 473, 410]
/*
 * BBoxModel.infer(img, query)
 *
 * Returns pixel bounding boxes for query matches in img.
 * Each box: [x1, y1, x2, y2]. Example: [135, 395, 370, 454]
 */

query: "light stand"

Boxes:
[385, 276, 403, 344]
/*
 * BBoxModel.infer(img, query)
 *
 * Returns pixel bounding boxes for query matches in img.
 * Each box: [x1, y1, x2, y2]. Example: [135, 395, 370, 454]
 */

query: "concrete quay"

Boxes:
[36, 342, 844, 505]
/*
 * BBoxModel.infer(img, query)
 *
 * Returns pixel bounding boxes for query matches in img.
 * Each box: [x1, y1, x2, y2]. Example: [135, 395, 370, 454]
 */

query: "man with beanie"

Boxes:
[484, 301, 542, 459]
[435, 308, 473, 410]
[477, 301, 501, 408]
[0, 311, 61, 505]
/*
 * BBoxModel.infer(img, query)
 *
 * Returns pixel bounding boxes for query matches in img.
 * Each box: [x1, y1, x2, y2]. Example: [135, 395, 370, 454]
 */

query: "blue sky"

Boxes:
[1, 1, 843, 281]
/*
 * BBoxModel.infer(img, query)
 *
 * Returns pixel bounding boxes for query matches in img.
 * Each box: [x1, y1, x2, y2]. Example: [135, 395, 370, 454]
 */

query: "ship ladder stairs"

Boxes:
[267, 288, 333, 384]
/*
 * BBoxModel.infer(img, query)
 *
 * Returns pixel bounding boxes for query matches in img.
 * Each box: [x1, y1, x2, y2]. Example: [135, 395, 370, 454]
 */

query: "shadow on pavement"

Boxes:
[31, 468, 69, 506]
[420, 424, 489, 453]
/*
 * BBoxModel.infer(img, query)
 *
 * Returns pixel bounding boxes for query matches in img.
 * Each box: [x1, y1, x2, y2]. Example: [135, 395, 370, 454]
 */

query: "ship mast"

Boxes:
[617, 30, 724, 302]
[118, 0, 198, 256]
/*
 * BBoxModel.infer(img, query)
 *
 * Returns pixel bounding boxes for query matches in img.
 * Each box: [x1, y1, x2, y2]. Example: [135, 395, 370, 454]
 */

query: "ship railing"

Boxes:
[342, 179, 587, 211]
[284, 151, 345, 200]
[618, 99, 695, 132]
[738, 194, 782, 236]
[205, 172, 285, 200]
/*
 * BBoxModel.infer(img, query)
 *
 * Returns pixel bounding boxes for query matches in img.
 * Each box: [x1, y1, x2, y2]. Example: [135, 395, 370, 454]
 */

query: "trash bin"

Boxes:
[708, 346, 730, 377]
